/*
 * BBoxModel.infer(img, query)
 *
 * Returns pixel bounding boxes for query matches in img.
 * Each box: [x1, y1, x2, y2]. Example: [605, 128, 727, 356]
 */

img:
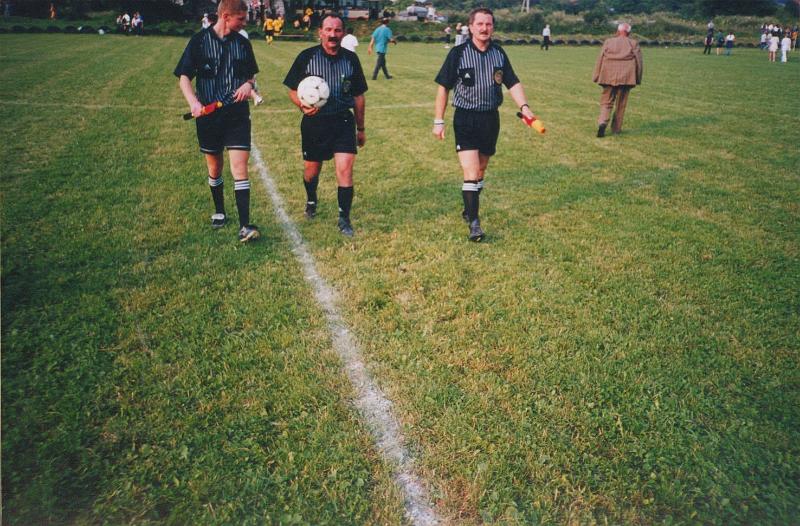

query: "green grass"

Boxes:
[2, 34, 799, 524]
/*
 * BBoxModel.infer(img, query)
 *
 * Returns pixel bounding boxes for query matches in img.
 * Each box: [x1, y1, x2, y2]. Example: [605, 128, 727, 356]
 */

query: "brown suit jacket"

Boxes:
[592, 35, 643, 87]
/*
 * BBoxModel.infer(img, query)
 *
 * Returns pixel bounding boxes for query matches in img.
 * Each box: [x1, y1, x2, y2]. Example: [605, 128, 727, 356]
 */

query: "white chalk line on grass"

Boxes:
[250, 144, 439, 526]
[3, 99, 431, 114]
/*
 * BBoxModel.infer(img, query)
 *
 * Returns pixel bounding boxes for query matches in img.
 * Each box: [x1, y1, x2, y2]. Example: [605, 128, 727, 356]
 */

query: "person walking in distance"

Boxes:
[284, 15, 368, 237]
[592, 22, 643, 137]
[174, 0, 261, 242]
[368, 17, 396, 80]
[541, 24, 551, 50]
[432, 8, 539, 242]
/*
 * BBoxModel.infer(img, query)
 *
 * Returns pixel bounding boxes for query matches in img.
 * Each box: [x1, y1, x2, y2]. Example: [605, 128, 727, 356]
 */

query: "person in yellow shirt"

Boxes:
[274, 15, 284, 36]
[263, 14, 274, 44]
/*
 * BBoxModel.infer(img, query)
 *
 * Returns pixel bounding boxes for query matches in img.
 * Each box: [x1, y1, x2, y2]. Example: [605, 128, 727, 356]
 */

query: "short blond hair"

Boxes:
[218, 0, 247, 16]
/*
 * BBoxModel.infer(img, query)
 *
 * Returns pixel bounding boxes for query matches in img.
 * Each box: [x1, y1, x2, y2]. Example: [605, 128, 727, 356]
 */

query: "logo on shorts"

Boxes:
[456, 144, 461, 151]
[493, 69, 503, 85]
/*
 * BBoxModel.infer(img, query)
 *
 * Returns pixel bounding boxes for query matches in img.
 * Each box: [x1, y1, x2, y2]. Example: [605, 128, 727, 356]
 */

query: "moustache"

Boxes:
[327, 37, 340, 43]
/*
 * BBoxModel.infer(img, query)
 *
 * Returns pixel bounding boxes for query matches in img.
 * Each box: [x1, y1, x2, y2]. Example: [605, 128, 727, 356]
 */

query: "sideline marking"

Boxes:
[251, 144, 439, 526]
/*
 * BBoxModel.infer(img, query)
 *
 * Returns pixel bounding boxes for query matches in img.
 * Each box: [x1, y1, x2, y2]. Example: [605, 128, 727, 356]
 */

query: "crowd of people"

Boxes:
[114, 12, 144, 35]
[760, 23, 798, 62]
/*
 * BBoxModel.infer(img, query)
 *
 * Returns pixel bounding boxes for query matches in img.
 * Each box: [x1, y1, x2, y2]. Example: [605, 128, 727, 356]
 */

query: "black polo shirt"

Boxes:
[174, 28, 259, 106]
[283, 45, 368, 116]
[435, 39, 520, 112]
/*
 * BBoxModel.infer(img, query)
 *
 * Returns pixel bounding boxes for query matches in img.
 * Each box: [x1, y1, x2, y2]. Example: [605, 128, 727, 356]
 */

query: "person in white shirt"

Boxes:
[781, 34, 792, 62]
[723, 32, 734, 56]
[541, 24, 551, 50]
[769, 33, 780, 62]
[341, 27, 358, 52]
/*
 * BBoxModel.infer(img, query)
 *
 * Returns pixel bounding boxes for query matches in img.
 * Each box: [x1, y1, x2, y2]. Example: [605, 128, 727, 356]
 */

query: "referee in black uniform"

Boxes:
[175, 0, 260, 243]
[284, 15, 367, 237]
[433, 7, 539, 242]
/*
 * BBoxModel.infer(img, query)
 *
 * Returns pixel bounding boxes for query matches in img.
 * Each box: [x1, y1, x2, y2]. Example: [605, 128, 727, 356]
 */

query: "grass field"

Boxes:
[2, 34, 799, 525]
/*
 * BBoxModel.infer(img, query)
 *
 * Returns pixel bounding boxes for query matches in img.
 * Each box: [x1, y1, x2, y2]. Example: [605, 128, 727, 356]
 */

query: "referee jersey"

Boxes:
[174, 28, 259, 106]
[283, 46, 368, 116]
[435, 39, 520, 112]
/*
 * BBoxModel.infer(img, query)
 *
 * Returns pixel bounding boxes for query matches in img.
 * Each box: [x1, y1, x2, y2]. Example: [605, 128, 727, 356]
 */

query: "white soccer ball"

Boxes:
[297, 75, 330, 109]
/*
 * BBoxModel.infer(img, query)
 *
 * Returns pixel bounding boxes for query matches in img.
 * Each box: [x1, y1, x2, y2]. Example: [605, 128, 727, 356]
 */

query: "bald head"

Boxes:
[617, 22, 631, 35]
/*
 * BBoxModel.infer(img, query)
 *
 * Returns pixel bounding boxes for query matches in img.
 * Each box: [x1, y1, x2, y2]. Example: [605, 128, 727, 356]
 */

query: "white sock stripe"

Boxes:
[208, 177, 223, 187]
[462, 182, 480, 192]
[234, 180, 250, 191]
[477, 180, 484, 189]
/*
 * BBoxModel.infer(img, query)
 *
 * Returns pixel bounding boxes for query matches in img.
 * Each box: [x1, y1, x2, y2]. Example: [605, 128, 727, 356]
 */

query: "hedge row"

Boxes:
[0, 26, 316, 41]
[0, 27, 761, 47]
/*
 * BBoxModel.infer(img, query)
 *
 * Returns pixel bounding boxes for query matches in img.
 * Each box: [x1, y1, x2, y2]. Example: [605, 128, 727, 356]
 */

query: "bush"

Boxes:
[64, 26, 79, 33]
[11, 25, 26, 33]
[46, 25, 62, 32]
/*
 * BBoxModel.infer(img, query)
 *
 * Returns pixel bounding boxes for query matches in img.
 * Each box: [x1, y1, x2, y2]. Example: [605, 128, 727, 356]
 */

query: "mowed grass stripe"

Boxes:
[253, 40, 798, 524]
[2, 34, 405, 525]
[3, 34, 799, 525]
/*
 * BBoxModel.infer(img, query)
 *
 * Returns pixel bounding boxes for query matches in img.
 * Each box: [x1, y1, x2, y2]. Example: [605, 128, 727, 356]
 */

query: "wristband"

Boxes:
[520, 103, 530, 111]
[357, 127, 365, 132]
[433, 119, 445, 125]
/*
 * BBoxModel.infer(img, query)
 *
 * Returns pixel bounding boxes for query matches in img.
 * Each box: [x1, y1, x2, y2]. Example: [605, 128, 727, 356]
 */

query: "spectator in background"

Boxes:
[132, 12, 143, 36]
[780, 32, 791, 62]
[49, 3, 56, 20]
[201, 13, 211, 29]
[768, 32, 779, 62]
[122, 12, 131, 33]
[592, 22, 643, 138]
[454, 22, 463, 46]
[715, 29, 724, 55]
[444, 24, 452, 48]
[704, 28, 714, 54]
[760, 31, 767, 50]
[541, 24, 551, 50]
[724, 31, 735, 56]
[368, 18, 396, 80]
[341, 26, 358, 52]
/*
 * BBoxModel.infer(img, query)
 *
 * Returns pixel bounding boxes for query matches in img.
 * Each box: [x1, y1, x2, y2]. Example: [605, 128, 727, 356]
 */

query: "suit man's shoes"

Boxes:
[597, 123, 607, 138]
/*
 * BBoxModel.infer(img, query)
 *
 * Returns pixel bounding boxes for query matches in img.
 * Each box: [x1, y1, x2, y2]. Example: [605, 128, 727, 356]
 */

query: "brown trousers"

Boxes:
[597, 85, 632, 133]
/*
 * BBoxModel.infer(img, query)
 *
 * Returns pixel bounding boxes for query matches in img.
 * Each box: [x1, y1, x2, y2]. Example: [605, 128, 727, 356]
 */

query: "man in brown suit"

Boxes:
[592, 23, 643, 137]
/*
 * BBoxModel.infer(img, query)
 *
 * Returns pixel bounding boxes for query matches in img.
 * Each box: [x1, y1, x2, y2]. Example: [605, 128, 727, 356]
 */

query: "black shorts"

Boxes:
[453, 108, 500, 156]
[196, 101, 251, 155]
[301, 110, 357, 162]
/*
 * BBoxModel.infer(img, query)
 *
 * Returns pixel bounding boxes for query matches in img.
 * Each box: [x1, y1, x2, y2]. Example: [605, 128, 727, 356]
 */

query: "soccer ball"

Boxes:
[297, 76, 330, 109]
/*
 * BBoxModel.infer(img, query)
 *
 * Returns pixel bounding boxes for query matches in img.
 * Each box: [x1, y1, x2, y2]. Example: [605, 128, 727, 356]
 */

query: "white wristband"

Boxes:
[433, 119, 445, 125]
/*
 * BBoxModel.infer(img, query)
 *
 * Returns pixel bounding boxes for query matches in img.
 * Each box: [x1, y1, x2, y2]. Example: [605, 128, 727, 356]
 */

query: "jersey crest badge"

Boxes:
[494, 69, 503, 85]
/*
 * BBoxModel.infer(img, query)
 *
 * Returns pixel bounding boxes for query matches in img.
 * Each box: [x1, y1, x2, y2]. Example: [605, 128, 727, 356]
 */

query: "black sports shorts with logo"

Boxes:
[301, 110, 357, 162]
[196, 101, 251, 154]
[453, 108, 500, 156]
